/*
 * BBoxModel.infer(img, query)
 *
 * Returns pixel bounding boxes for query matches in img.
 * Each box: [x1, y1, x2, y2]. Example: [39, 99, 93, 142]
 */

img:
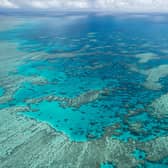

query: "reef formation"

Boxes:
[1, 14, 168, 168]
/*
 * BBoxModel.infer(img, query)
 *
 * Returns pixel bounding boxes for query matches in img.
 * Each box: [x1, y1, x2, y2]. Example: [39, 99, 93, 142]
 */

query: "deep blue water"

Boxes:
[1, 14, 168, 143]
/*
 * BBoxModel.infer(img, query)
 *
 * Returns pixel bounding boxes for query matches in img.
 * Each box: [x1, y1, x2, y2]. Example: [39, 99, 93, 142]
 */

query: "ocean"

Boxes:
[1, 12, 168, 167]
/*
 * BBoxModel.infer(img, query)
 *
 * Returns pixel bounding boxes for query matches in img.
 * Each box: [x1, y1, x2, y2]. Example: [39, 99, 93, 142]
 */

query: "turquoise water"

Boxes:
[1, 14, 168, 143]
[0, 87, 4, 97]
[100, 162, 115, 168]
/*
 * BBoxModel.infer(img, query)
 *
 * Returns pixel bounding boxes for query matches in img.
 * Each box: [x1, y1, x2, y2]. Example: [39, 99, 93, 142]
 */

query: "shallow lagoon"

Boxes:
[1, 13, 168, 167]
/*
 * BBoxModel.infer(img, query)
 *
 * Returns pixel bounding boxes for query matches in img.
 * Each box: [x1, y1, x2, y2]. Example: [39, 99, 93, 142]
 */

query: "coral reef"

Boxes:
[137, 136, 168, 163]
[129, 64, 168, 90]
[25, 88, 110, 108]
[144, 65, 168, 90]
[149, 92, 168, 118]
[135, 52, 158, 63]
[0, 106, 140, 168]
[1, 104, 168, 168]
[65, 89, 110, 108]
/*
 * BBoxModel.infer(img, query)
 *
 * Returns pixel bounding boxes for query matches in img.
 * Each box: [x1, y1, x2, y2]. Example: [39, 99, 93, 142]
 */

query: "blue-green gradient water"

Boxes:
[1, 13, 168, 143]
